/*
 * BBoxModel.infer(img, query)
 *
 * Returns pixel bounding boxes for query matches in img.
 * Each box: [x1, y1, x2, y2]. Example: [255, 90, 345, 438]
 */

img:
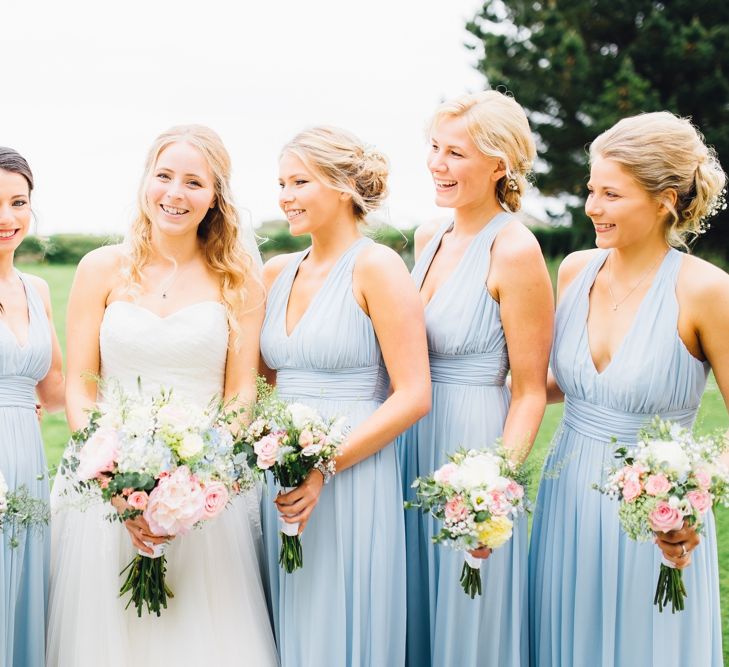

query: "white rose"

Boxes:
[287, 403, 320, 430]
[178, 432, 204, 459]
[648, 440, 690, 477]
[450, 454, 500, 491]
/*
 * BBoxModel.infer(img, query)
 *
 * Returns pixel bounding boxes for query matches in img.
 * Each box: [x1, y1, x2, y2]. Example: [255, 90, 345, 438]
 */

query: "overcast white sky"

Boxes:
[2, 0, 511, 236]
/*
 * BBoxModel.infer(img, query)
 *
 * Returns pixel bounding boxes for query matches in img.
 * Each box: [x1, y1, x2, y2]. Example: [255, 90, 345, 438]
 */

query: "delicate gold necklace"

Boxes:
[157, 261, 194, 299]
[606, 248, 669, 311]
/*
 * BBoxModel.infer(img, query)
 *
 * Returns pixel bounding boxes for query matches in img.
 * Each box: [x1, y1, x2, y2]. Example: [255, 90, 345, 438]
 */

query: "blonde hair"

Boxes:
[590, 111, 726, 248]
[429, 90, 536, 212]
[124, 124, 260, 338]
[281, 126, 389, 222]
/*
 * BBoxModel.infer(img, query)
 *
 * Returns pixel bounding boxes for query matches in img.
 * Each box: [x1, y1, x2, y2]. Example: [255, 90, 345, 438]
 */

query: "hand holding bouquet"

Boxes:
[597, 418, 729, 613]
[406, 446, 529, 598]
[0, 469, 50, 548]
[60, 385, 249, 616]
[240, 387, 345, 573]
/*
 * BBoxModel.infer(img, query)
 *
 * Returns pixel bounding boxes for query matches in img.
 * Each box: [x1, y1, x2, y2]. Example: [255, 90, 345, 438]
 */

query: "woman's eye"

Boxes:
[12, 199, 28, 207]
[188, 180, 201, 188]
[156, 172, 170, 181]
[295, 180, 308, 186]
[450, 151, 463, 158]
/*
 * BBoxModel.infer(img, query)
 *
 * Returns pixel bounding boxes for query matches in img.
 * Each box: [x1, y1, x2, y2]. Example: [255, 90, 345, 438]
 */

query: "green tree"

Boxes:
[467, 1, 729, 258]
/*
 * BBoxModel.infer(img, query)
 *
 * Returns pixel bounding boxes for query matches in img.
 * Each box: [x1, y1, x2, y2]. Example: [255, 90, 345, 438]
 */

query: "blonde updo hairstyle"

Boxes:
[281, 126, 389, 223]
[590, 111, 726, 248]
[124, 124, 260, 338]
[429, 90, 536, 212]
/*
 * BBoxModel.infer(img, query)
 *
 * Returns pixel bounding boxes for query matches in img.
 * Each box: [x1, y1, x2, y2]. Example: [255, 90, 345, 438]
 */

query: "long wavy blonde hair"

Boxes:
[123, 125, 260, 338]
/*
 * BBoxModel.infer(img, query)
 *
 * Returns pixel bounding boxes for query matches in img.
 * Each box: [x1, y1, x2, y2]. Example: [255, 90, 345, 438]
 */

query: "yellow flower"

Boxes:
[476, 515, 513, 549]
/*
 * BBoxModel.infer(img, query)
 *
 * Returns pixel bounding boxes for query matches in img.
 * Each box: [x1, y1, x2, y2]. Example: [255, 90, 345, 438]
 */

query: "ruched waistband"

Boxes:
[429, 351, 508, 386]
[0, 376, 37, 409]
[562, 395, 696, 443]
[277, 366, 388, 402]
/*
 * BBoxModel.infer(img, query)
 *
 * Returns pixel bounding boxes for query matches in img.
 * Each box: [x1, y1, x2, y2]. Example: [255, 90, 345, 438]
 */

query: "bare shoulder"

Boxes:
[23, 273, 50, 299]
[678, 253, 729, 305]
[492, 218, 544, 264]
[557, 248, 601, 294]
[356, 241, 408, 280]
[414, 219, 447, 257]
[76, 243, 127, 275]
[262, 252, 298, 291]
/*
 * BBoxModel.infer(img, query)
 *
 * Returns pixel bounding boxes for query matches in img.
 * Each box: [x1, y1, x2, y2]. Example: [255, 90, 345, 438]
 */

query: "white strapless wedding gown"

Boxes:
[47, 301, 279, 666]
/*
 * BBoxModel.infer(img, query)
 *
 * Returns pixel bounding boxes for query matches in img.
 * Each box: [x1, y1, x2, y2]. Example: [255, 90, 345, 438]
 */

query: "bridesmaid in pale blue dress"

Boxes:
[260, 126, 431, 667]
[530, 112, 728, 666]
[398, 91, 554, 667]
[0, 148, 64, 667]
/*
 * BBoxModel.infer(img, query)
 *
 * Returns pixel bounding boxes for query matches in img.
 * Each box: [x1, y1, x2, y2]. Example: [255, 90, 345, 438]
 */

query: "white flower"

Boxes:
[287, 403, 321, 430]
[450, 453, 500, 491]
[469, 489, 489, 511]
[0, 470, 8, 514]
[178, 432, 204, 459]
[647, 440, 691, 477]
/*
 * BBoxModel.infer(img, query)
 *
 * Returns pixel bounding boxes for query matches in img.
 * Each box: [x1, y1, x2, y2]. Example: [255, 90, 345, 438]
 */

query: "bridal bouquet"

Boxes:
[60, 385, 249, 616]
[0, 470, 50, 548]
[597, 418, 729, 613]
[239, 384, 345, 572]
[406, 446, 529, 598]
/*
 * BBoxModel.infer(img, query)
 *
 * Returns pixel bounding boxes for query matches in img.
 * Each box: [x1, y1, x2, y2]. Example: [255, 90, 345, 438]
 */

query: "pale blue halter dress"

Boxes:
[260, 237, 406, 667]
[529, 248, 722, 666]
[0, 272, 51, 667]
[398, 213, 528, 667]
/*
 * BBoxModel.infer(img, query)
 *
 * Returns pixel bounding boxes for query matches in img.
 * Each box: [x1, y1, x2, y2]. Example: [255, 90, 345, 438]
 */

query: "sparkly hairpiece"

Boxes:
[697, 187, 727, 234]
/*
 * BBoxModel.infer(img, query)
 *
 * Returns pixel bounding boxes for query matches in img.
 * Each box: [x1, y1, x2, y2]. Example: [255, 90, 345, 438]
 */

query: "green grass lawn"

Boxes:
[20, 261, 729, 660]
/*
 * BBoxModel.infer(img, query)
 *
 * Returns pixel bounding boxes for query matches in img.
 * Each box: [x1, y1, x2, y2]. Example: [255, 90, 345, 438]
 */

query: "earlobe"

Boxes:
[494, 159, 508, 182]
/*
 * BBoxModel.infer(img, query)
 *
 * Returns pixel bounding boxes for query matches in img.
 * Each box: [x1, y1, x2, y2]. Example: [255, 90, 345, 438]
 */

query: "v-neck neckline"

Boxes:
[283, 238, 364, 338]
[417, 215, 503, 310]
[0, 271, 32, 350]
[585, 249, 673, 376]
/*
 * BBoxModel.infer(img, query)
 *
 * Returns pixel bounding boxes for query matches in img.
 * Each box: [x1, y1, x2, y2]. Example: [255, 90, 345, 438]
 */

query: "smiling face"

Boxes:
[145, 141, 216, 238]
[586, 157, 668, 250]
[278, 152, 351, 237]
[427, 115, 504, 212]
[0, 169, 31, 255]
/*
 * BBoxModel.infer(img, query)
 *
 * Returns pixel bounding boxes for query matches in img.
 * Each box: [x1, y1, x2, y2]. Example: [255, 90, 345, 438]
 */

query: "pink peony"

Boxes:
[77, 428, 120, 481]
[644, 474, 672, 497]
[622, 478, 643, 502]
[444, 495, 469, 522]
[144, 466, 206, 536]
[433, 463, 458, 486]
[127, 491, 149, 511]
[505, 480, 524, 501]
[686, 490, 712, 515]
[486, 490, 511, 516]
[648, 501, 684, 533]
[202, 481, 229, 519]
[254, 434, 281, 470]
[694, 468, 712, 491]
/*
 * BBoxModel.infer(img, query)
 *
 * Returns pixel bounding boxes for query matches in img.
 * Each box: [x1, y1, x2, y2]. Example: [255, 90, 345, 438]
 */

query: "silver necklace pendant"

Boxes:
[162, 293, 167, 299]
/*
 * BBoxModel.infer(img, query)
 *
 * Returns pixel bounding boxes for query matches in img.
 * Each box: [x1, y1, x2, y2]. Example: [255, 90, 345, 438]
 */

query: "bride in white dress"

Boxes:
[47, 125, 279, 666]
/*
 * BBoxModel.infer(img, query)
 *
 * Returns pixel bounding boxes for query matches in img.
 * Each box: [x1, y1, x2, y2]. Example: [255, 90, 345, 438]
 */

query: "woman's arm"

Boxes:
[277, 245, 431, 531]
[27, 275, 65, 412]
[65, 247, 118, 430]
[491, 224, 554, 463]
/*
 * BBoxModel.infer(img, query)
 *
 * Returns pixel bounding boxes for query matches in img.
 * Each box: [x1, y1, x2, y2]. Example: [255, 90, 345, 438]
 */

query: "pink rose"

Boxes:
[144, 466, 206, 536]
[127, 491, 149, 511]
[444, 496, 468, 522]
[298, 429, 314, 448]
[644, 474, 672, 497]
[505, 480, 524, 501]
[122, 487, 134, 497]
[202, 481, 229, 519]
[621, 478, 642, 502]
[686, 490, 712, 515]
[694, 469, 712, 490]
[486, 490, 511, 516]
[433, 463, 458, 486]
[648, 501, 684, 533]
[77, 428, 120, 481]
[254, 434, 281, 470]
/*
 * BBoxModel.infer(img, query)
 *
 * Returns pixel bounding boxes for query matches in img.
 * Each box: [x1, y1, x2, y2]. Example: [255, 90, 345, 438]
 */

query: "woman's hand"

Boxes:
[468, 546, 492, 561]
[654, 521, 701, 569]
[274, 469, 325, 535]
[111, 495, 172, 555]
